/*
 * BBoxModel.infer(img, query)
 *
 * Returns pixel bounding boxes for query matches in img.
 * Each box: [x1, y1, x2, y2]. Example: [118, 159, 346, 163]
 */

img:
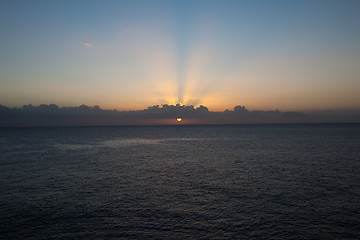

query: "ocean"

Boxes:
[1, 124, 359, 239]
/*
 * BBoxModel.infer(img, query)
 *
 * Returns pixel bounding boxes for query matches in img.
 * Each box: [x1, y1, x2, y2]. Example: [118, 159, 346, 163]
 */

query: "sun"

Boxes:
[177, 118, 182, 122]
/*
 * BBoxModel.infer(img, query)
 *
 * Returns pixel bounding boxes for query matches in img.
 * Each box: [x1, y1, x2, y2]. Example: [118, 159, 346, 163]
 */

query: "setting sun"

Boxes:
[177, 118, 182, 122]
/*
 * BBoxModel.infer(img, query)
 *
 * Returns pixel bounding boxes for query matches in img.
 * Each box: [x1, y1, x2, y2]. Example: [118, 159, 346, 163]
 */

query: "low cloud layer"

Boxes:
[0, 104, 359, 127]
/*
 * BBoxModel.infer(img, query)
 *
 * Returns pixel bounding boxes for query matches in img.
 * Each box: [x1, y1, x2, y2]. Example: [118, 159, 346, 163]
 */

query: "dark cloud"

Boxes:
[0, 103, 359, 127]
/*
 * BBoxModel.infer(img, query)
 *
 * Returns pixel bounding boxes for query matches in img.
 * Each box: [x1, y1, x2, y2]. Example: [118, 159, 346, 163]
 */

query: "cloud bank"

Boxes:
[0, 104, 359, 127]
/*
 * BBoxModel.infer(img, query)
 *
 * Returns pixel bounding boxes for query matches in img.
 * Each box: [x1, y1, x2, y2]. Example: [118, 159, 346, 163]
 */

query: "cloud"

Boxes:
[0, 103, 359, 127]
[83, 42, 93, 47]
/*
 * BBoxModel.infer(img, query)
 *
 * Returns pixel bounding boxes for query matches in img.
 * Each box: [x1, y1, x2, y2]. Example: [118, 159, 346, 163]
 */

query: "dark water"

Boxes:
[0, 124, 359, 239]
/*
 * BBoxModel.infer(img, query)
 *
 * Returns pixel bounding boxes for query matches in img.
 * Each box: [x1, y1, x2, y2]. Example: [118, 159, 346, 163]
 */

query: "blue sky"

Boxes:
[1, 0, 359, 111]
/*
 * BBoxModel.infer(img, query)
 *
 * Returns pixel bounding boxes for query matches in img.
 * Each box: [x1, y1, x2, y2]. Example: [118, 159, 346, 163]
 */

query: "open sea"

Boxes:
[0, 124, 359, 239]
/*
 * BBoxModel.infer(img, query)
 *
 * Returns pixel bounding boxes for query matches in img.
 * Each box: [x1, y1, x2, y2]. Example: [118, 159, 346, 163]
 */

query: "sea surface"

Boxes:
[0, 124, 359, 239]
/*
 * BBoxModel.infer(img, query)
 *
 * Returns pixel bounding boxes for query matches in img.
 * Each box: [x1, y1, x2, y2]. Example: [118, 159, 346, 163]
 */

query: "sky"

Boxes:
[1, 0, 360, 112]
